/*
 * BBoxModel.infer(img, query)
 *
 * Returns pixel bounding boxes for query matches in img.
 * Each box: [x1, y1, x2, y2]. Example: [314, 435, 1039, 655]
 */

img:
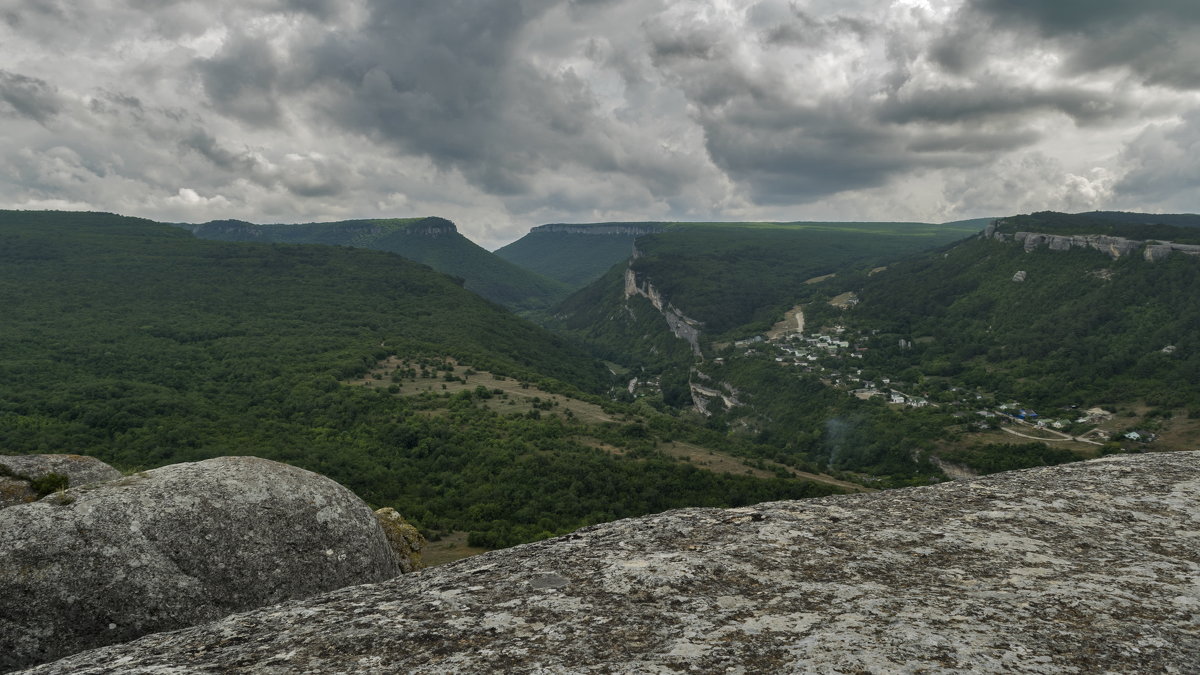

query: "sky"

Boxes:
[2, 0, 1198, 249]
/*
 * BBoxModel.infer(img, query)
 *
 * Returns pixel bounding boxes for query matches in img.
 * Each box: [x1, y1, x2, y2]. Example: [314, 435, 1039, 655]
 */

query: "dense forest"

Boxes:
[6, 208, 1197, 550]
[0, 211, 840, 548]
[991, 211, 1200, 243]
[552, 221, 984, 379]
[837, 228, 1200, 410]
[184, 216, 571, 314]
[547, 213, 1199, 483]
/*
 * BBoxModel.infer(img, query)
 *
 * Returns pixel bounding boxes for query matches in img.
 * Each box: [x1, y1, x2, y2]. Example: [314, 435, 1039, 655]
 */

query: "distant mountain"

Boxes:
[0, 210, 841, 549]
[551, 220, 986, 369]
[838, 211, 1200, 409]
[1079, 211, 1200, 228]
[182, 217, 571, 314]
[546, 213, 1200, 482]
[495, 222, 667, 289]
[986, 211, 1200, 243]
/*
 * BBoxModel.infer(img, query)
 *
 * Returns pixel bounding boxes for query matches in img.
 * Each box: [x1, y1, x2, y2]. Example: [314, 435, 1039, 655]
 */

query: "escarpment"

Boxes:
[623, 265, 704, 356]
[24, 452, 1200, 674]
[984, 220, 1200, 261]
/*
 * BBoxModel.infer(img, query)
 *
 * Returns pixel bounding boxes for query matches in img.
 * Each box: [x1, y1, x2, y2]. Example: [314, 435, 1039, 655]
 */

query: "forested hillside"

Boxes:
[495, 223, 664, 288]
[184, 217, 571, 313]
[836, 220, 1200, 409]
[554, 221, 984, 367]
[548, 213, 1199, 483]
[0, 210, 841, 549]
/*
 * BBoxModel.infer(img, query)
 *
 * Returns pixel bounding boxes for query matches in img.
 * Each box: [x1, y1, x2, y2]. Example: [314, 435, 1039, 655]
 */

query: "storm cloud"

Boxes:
[0, 0, 1196, 246]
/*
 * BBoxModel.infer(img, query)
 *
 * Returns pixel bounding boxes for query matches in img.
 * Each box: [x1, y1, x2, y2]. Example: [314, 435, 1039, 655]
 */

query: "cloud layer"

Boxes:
[1, 0, 1197, 247]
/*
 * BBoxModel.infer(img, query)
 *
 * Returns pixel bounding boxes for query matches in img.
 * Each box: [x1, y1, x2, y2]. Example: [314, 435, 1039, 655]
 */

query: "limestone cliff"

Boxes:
[623, 265, 703, 356]
[24, 452, 1200, 674]
[984, 220, 1200, 261]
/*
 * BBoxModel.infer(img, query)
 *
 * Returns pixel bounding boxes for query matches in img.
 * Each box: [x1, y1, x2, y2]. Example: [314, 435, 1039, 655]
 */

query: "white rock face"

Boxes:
[22, 452, 1200, 674]
[0, 456, 401, 672]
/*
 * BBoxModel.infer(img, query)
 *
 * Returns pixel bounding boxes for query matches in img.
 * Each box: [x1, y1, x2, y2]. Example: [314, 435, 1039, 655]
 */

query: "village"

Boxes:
[725, 306, 1158, 449]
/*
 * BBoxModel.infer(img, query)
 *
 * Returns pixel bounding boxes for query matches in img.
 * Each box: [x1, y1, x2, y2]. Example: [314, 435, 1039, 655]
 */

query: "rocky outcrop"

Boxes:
[25, 452, 1200, 674]
[374, 507, 426, 574]
[689, 379, 743, 416]
[0, 456, 402, 672]
[0, 455, 121, 509]
[1145, 241, 1200, 261]
[984, 221, 1200, 261]
[624, 267, 703, 356]
[531, 223, 668, 236]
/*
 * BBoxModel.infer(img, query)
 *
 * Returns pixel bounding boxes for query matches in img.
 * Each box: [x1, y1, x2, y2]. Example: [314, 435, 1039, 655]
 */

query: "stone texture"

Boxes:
[0, 455, 122, 509]
[988, 225, 1200, 263]
[23, 452, 1200, 674]
[0, 456, 401, 672]
[374, 507, 427, 574]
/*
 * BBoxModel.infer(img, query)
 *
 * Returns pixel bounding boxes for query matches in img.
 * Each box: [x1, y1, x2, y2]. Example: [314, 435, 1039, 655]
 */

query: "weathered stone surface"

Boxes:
[24, 452, 1200, 674]
[0, 455, 122, 509]
[374, 507, 426, 573]
[0, 456, 401, 672]
[994, 227, 1200, 263]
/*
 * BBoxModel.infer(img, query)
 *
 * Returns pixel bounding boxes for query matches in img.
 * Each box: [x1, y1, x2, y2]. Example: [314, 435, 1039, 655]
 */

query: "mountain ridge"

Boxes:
[181, 216, 570, 313]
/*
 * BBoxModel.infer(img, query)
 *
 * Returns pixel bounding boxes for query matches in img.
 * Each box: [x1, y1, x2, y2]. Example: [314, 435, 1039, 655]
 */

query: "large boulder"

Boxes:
[20, 452, 1200, 674]
[0, 455, 122, 509]
[0, 456, 402, 672]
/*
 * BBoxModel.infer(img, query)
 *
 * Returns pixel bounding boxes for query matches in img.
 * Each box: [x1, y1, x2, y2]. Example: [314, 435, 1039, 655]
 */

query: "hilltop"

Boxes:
[183, 216, 571, 313]
[495, 222, 667, 288]
[25, 452, 1200, 674]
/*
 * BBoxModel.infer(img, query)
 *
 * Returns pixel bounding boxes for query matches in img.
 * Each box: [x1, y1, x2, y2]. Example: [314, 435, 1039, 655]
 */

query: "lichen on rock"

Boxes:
[19, 451, 1200, 674]
[374, 507, 426, 573]
[0, 456, 402, 672]
[0, 454, 121, 510]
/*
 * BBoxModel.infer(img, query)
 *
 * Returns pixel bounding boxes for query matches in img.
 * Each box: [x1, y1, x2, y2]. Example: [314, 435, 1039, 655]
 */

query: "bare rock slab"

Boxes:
[0, 456, 401, 672]
[21, 451, 1200, 674]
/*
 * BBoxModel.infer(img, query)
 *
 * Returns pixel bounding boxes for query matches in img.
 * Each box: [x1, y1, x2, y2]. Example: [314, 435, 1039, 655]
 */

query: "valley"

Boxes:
[2, 208, 1197, 562]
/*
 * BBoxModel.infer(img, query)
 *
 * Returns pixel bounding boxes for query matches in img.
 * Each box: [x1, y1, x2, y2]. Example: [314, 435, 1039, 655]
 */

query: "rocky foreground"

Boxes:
[1, 456, 404, 671]
[23, 452, 1200, 674]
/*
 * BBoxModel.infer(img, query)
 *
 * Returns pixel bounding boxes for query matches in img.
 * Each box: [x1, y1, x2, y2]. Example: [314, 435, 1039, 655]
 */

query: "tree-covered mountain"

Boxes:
[832, 212, 1200, 410]
[494, 223, 666, 289]
[0, 210, 842, 550]
[552, 220, 985, 366]
[182, 217, 571, 314]
[545, 213, 1200, 482]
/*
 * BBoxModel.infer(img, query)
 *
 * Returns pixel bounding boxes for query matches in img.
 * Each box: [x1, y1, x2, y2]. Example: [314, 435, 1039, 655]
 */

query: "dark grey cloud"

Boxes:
[973, 0, 1200, 34]
[957, 0, 1200, 89]
[0, 70, 63, 123]
[197, 33, 284, 127]
[0, 0, 1197, 242]
[1113, 110, 1200, 207]
[878, 85, 1133, 127]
